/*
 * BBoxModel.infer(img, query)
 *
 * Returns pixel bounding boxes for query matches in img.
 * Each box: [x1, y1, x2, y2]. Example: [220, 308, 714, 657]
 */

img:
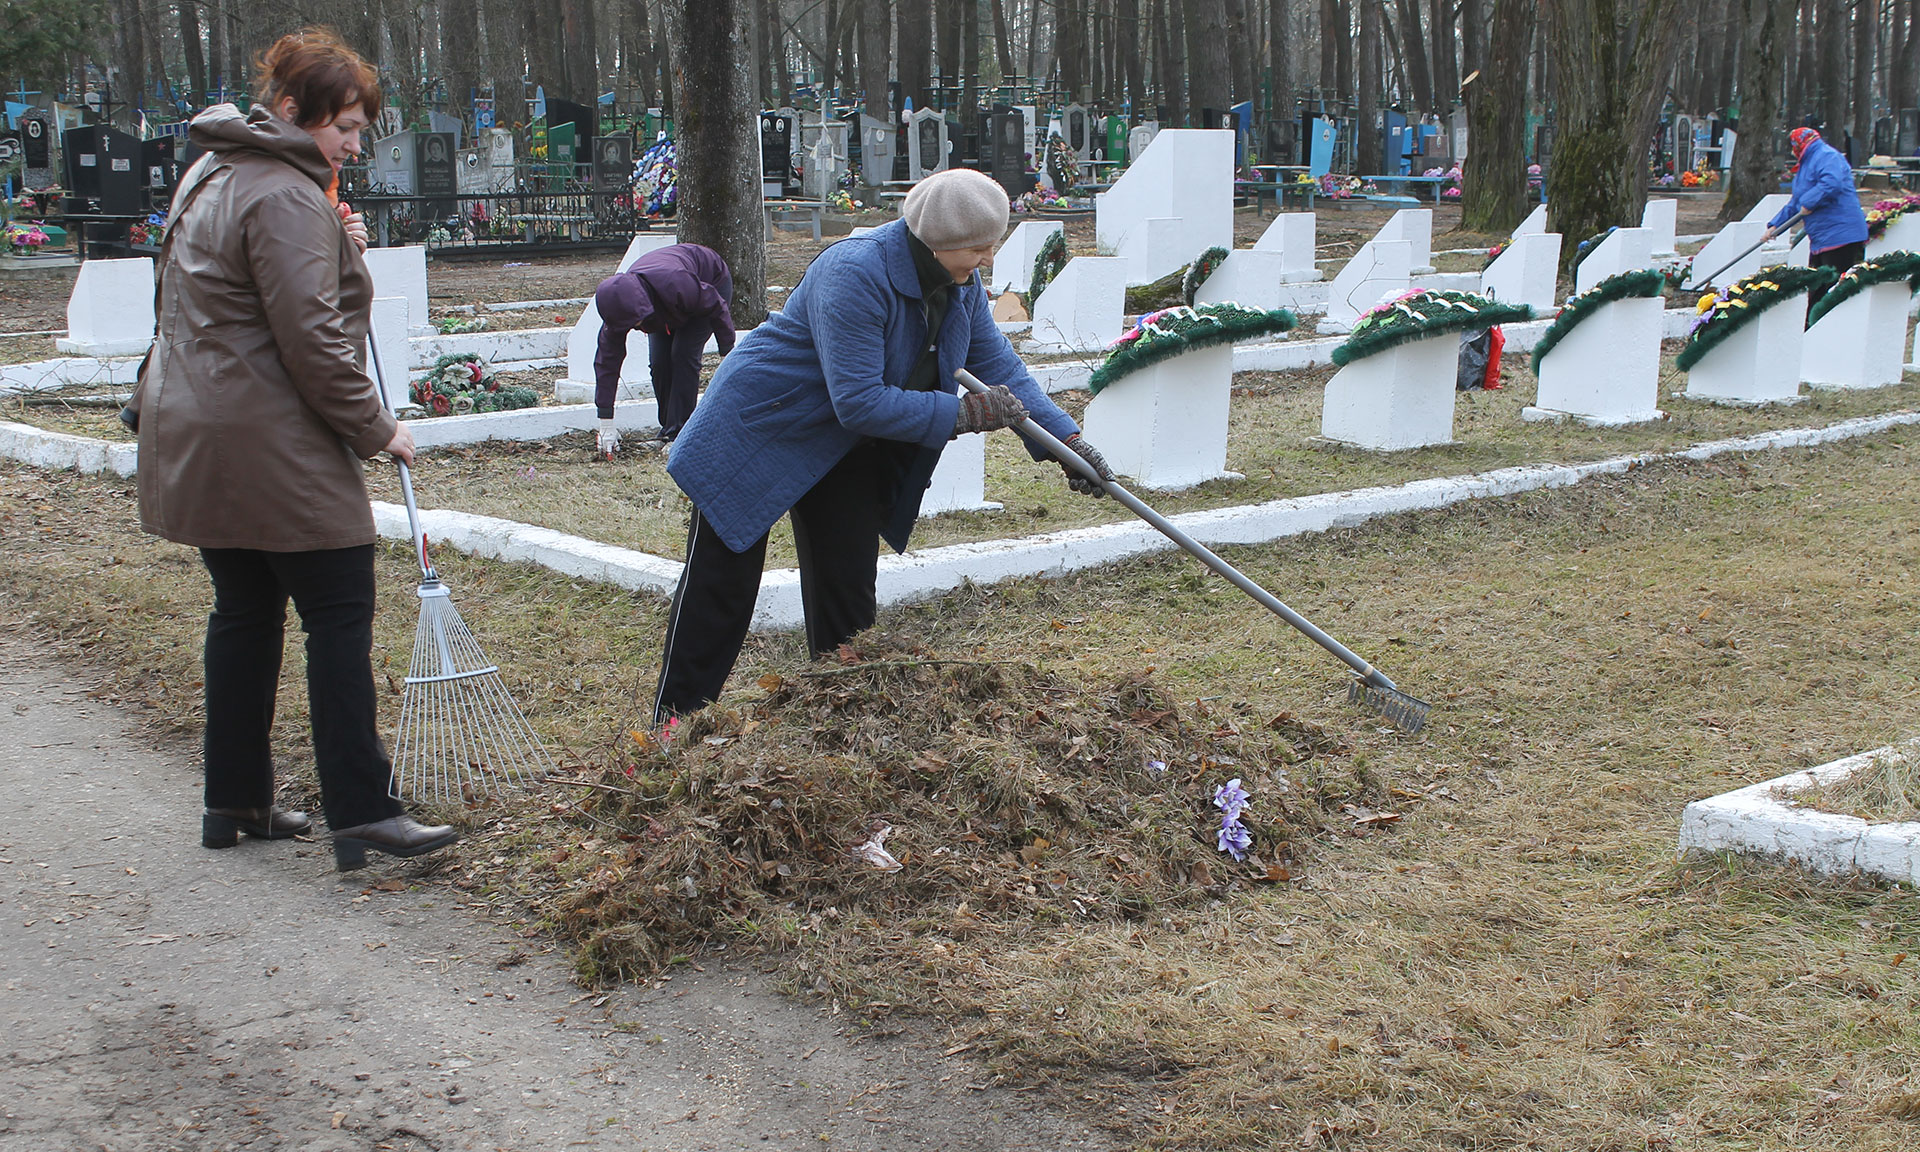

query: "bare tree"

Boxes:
[1185, 0, 1232, 119]
[1818, 0, 1847, 149]
[1850, 0, 1874, 156]
[1356, 0, 1381, 171]
[660, 0, 766, 327]
[1721, 0, 1792, 220]
[1459, 0, 1533, 232]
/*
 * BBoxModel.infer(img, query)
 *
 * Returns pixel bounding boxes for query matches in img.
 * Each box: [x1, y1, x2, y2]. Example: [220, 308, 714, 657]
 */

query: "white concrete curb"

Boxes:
[402, 399, 661, 449]
[1679, 739, 1920, 884]
[0, 356, 145, 395]
[0, 420, 138, 476]
[370, 502, 684, 597]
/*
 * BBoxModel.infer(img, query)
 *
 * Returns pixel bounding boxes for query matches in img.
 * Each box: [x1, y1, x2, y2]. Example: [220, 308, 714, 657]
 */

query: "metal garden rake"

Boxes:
[368, 329, 555, 802]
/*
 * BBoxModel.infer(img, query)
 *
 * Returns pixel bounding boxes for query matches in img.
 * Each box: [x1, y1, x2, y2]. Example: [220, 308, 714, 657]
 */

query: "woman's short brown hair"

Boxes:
[254, 27, 382, 128]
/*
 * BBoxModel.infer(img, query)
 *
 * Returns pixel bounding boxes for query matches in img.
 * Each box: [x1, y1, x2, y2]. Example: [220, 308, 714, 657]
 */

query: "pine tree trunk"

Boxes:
[1335, 0, 1354, 103]
[179, 0, 207, 102]
[1227, 0, 1254, 104]
[898, 0, 932, 107]
[1396, 0, 1433, 113]
[1184, 0, 1232, 120]
[1120, 0, 1145, 114]
[1271, 0, 1293, 121]
[1818, 0, 1847, 150]
[964, 0, 981, 106]
[1430, 0, 1457, 106]
[1721, 0, 1791, 220]
[860, 0, 891, 121]
[1460, 0, 1484, 74]
[1460, 0, 1534, 232]
[444, 0, 481, 121]
[660, 0, 766, 326]
[1167, 0, 1190, 122]
[1320, 0, 1338, 89]
[1357, 0, 1382, 171]
[990, 0, 1015, 78]
[1851, 0, 1875, 156]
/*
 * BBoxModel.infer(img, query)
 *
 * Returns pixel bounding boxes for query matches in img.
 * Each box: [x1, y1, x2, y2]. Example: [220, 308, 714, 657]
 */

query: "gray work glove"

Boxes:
[1061, 434, 1113, 497]
[952, 385, 1028, 437]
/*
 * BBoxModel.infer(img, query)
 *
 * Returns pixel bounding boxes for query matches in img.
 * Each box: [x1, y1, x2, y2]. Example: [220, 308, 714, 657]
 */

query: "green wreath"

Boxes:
[1087, 303, 1297, 394]
[1022, 229, 1068, 313]
[1182, 246, 1231, 307]
[409, 353, 540, 417]
[1530, 268, 1666, 371]
[1675, 264, 1836, 372]
[1330, 290, 1534, 368]
[1804, 250, 1920, 328]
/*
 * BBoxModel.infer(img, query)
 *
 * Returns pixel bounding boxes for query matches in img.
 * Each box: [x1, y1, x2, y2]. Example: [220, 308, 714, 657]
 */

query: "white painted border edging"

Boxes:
[0, 420, 137, 476]
[1679, 739, 1920, 885]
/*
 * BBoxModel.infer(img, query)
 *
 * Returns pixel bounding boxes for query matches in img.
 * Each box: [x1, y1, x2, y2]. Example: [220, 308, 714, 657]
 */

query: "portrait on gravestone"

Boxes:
[918, 119, 940, 168]
[425, 135, 448, 165]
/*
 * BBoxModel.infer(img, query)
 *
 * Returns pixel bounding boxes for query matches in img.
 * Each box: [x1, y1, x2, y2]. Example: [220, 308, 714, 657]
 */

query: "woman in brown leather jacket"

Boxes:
[129, 28, 456, 871]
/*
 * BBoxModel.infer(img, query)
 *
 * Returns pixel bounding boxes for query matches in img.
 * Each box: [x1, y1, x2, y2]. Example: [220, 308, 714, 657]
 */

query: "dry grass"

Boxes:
[5, 424, 1920, 1149]
[1791, 744, 1920, 823]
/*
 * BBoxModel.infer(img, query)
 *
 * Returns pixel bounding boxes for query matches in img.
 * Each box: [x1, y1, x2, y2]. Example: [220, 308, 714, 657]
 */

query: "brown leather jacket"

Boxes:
[133, 105, 398, 552]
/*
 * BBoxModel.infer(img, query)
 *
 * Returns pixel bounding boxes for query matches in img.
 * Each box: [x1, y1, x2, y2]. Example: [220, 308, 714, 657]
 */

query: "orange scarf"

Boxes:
[325, 169, 340, 207]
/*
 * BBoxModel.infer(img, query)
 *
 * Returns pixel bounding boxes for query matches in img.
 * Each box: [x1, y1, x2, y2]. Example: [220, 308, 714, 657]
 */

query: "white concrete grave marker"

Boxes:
[1685, 296, 1810, 405]
[556, 233, 686, 404]
[366, 296, 421, 414]
[1512, 204, 1549, 236]
[362, 245, 432, 337]
[1742, 193, 1791, 225]
[988, 220, 1064, 294]
[1027, 256, 1128, 353]
[1126, 124, 1158, 162]
[1787, 234, 1810, 266]
[906, 108, 949, 181]
[859, 114, 895, 186]
[1479, 232, 1562, 312]
[1081, 342, 1238, 490]
[1376, 209, 1435, 275]
[1688, 221, 1769, 288]
[1802, 281, 1913, 389]
[1523, 294, 1665, 425]
[918, 433, 1002, 516]
[1095, 129, 1234, 285]
[1320, 331, 1459, 451]
[1321, 240, 1412, 334]
[57, 257, 154, 357]
[1251, 213, 1323, 282]
[1574, 227, 1653, 295]
[1867, 214, 1920, 258]
[1192, 250, 1290, 311]
[1642, 198, 1678, 258]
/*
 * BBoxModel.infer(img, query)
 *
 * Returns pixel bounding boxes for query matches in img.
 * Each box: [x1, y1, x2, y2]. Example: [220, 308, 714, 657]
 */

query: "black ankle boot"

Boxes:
[330, 816, 459, 871]
[203, 807, 313, 848]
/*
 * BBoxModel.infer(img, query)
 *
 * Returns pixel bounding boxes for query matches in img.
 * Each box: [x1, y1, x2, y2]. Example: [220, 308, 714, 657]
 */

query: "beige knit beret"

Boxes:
[900, 168, 1011, 250]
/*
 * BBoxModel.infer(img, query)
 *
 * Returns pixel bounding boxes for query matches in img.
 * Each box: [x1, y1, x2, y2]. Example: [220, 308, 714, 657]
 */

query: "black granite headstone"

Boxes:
[416, 131, 458, 218]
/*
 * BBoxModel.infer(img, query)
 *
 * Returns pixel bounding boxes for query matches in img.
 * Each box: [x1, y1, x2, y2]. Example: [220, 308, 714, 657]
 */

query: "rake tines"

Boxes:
[391, 579, 554, 804]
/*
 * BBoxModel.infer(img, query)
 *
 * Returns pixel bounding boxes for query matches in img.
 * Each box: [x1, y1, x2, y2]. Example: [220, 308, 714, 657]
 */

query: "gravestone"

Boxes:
[1192, 250, 1291, 311]
[417, 132, 458, 219]
[1685, 296, 1809, 405]
[427, 111, 464, 147]
[61, 124, 142, 215]
[1016, 106, 1039, 161]
[1866, 213, 1920, 258]
[990, 109, 1028, 198]
[1251, 213, 1323, 283]
[361, 246, 432, 337]
[907, 108, 948, 180]
[1642, 198, 1678, 259]
[859, 114, 895, 186]
[557, 233, 686, 403]
[1081, 342, 1237, 490]
[1320, 332, 1460, 450]
[1105, 115, 1128, 163]
[1375, 209, 1435, 275]
[20, 111, 55, 189]
[1127, 123, 1159, 162]
[592, 136, 633, 190]
[1063, 103, 1092, 160]
[988, 220, 1064, 294]
[1523, 294, 1665, 425]
[1512, 204, 1549, 236]
[1574, 227, 1654, 294]
[1689, 221, 1769, 288]
[918, 433, 1001, 516]
[1480, 232, 1562, 312]
[1095, 128, 1234, 285]
[365, 296, 417, 413]
[57, 257, 155, 357]
[760, 112, 794, 197]
[1742, 193, 1790, 225]
[1027, 257, 1129, 353]
[1321, 239, 1413, 334]
[140, 136, 181, 204]
[1801, 280, 1912, 389]
[372, 130, 416, 193]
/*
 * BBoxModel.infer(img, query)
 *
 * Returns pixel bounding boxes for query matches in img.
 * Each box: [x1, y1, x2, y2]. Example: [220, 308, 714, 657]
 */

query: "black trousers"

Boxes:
[199, 545, 403, 830]
[650, 320, 714, 440]
[1809, 241, 1866, 308]
[654, 441, 890, 721]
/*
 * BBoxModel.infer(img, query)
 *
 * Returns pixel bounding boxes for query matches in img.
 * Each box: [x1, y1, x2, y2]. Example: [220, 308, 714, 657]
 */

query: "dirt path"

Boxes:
[0, 630, 1116, 1152]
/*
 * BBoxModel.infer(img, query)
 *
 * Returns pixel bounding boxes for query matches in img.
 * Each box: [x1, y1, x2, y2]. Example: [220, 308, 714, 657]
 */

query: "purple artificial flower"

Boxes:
[1213, 778, 1251, 822]
[1217, 816, 1252, 861]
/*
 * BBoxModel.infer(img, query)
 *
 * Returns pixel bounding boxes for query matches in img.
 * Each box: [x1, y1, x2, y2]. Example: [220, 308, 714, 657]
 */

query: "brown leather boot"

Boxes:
[203, 807, 314, 848]
[330, 816, 459, 871]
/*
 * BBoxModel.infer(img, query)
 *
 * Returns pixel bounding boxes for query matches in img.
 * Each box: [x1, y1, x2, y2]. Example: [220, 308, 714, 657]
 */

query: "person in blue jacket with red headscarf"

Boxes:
[651, 167, 1113, 723]
[1766, 127, 1869, 299]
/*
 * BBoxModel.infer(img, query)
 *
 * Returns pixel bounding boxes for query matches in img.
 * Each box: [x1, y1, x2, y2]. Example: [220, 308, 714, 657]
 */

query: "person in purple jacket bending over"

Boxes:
[593, 242, 738, 456]
[652, 167, 1114, 723]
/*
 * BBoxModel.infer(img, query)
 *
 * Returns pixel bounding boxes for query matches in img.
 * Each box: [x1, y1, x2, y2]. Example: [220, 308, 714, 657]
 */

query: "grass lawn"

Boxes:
[4, 419, 1919, 1149]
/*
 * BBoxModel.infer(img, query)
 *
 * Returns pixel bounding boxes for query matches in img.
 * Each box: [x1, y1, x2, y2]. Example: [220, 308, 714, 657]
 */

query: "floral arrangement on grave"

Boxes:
[634, 138, 678, 216]
[1044, 133, 1079, 190]
[435, 315, 491, 335]
[1181, 246, 1230, 307]
[408, 354, 538, 416]
[4, 220, 49, 254]
[1013, 185, 1069, 214]
[1865, 196, 1920, 240]
[1674, 264, 1836, 371]
[824, 189, 855, 213]
[1528, 268, 1665, 371]
[1803, 250, 1920, 327]
[1086, 302, 1297, 394]
[1527, 163, 1543, 192]
[1020, 228, 1068, 313]
[1422, 164, 1464, 200]
[1329, 289, 1534, 367]
[1318, 173, 1379, 200]
[1679, 160, 1720, 189]
[126, 210, 167, 247]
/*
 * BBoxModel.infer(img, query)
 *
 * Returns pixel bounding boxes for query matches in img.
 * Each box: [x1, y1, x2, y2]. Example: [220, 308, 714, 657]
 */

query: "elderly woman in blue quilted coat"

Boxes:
[653, 168, 1113, 722]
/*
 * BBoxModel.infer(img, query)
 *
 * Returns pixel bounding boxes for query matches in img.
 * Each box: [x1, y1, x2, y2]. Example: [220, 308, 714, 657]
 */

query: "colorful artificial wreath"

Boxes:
[408, 354, 538, 416]
[634, 138, 678, 216]
[1675, 264, 1836, 371]
[1529, 268, 1666, 371]
[1804, 250, 1920, 327]
[3, 220, 49, 253]
[1330, 289, 1533, 367]
[1021, 229, 1068, 312]
[1865, 196, 1920, 240]
[1182, 246, 1230, 307]
[1044, 132, 1079, 190]
[1087, 303, 1297, 394]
